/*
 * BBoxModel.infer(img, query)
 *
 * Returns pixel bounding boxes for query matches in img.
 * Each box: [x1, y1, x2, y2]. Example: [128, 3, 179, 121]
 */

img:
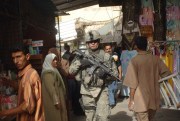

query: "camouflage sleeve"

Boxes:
[104, 53, 118, 79]
[112, 59, 118, 77]
[69, 59, 81, 75]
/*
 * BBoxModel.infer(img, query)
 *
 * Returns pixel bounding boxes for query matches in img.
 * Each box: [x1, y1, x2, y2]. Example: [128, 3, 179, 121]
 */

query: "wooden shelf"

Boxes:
[30, 54, 43, 60]
[30, 54, 43, 75]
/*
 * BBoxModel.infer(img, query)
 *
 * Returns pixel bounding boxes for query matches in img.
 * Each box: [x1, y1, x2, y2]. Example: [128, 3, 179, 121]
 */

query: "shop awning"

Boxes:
[51, 0, 123, 12]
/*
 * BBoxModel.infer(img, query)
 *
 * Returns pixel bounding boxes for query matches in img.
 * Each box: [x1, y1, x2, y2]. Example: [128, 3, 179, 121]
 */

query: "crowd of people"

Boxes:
[0, 30, 171, 121]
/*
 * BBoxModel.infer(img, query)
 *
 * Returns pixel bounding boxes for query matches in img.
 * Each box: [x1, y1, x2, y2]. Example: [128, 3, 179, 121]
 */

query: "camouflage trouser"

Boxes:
[82, 87, 110, 121]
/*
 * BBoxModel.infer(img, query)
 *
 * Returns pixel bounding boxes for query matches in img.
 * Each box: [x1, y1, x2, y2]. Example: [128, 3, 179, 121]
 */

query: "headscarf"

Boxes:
[42, 53, 57, 73]
[42, 53, 66, 93]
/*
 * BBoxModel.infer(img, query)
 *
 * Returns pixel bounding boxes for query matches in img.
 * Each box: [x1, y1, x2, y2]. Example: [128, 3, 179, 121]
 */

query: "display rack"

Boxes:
[30, 54, 43, 75]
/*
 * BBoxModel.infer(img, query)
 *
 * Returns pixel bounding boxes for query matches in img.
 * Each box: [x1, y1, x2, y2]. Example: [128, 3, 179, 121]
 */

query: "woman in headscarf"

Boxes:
[41, 53, 68, 121]
[48, 48, 70, 119]
[48, 47, 69, 76]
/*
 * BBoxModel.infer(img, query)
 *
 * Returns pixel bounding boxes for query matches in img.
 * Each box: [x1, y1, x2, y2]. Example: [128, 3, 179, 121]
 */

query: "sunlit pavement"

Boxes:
[70, 97, 180, 121]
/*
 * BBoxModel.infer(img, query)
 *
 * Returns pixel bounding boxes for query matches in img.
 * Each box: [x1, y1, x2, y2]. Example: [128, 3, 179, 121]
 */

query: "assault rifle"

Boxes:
[73, 49, 121, 82]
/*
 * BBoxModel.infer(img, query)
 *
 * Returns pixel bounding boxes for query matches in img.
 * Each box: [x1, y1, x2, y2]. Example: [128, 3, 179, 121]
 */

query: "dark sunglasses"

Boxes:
[87, 39, 100, 44]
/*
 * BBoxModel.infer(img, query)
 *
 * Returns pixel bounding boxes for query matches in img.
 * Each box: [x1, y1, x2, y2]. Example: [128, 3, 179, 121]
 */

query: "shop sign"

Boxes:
[32, 40, 43, 47]
[140, 25, 153, 37]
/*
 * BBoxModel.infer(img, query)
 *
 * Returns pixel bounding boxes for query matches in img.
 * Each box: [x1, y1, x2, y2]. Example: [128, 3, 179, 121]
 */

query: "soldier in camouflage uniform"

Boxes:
[69, 30, 118, 121]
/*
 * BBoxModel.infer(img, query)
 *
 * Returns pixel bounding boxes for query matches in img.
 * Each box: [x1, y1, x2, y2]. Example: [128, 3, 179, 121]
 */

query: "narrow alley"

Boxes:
[70, 98, 180, 121]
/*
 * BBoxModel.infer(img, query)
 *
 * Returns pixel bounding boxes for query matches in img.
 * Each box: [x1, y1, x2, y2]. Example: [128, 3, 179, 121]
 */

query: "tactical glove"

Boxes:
[80, 59, 91, 68]
[97, 69, 106, 79]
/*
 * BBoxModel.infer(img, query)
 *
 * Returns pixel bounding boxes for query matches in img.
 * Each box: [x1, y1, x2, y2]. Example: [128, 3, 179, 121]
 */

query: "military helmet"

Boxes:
[85, 30, 101, 43]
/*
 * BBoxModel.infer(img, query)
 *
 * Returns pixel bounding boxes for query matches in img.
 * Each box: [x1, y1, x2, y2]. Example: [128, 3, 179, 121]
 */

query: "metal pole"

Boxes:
[159, 73, 180, 109]
[160, 83, 171, 107]
[57, 15, 61, 57]
[159, 72, 180, 83]
[18, 0, 23, 41]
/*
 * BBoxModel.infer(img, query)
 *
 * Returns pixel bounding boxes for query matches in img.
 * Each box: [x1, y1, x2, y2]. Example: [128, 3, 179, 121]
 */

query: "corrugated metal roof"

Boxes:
[51, 0, 98, 11]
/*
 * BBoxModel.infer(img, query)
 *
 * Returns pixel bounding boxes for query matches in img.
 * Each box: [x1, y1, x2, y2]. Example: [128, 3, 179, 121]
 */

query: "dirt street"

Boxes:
[70, 97, 180, 121]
